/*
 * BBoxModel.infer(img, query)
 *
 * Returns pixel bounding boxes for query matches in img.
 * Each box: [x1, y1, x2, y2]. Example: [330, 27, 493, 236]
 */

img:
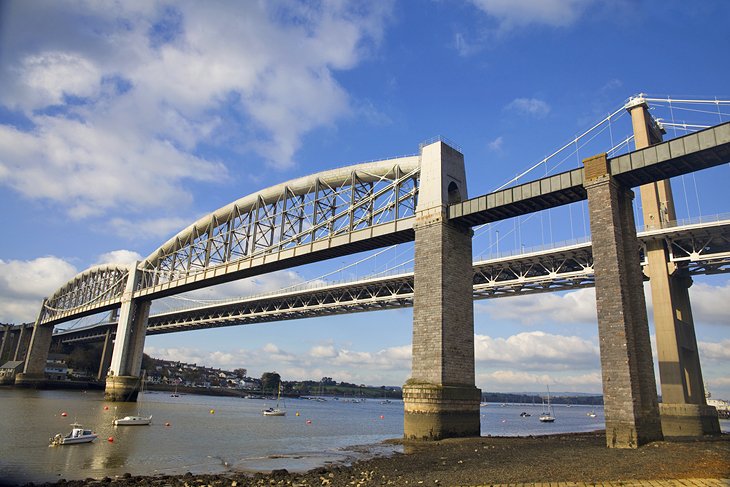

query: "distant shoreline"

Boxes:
[2, 380, 609, 404]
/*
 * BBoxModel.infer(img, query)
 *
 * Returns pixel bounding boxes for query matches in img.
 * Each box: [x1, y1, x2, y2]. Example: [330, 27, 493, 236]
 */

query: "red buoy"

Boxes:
[107, 437, 114, 442]
[380, 415, 384, 419]
[61, 412, 68, 417]
[103, 406, 109, 410]
[306, 419, 312, 424]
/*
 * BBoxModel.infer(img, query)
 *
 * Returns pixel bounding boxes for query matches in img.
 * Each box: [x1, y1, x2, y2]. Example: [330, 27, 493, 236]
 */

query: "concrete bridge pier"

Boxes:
[403, 140, 481, 440]
[0, 324, 14, 362]
[105, 263, 150, 402]
[583, 153, 663, 448]
[97, 326, 114, 381]
[628, 99, 720, 437]
[15, 300, 53, 388]
[13, 324, 32, 361]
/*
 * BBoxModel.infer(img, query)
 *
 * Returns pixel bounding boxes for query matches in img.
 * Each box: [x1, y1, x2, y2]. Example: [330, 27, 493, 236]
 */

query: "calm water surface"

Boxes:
[2, 388, 726, 484]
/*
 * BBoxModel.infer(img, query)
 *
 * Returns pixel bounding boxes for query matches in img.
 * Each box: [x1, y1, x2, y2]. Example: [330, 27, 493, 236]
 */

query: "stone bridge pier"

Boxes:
[104, 263, 150, 402]
[403, 140, 481, 440]
[583, 153, 664, 447]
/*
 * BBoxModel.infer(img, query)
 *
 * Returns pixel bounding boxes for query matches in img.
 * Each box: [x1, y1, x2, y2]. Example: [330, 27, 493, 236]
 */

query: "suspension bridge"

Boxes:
[2, 94, 729, 447]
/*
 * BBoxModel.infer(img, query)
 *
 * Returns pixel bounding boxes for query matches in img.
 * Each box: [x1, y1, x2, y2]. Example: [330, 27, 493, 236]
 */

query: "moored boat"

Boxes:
[50, 423, 97, 446]
[114, 371, 152, 426]
[262, 382, 286, 416]
[539, 385, 556, 423]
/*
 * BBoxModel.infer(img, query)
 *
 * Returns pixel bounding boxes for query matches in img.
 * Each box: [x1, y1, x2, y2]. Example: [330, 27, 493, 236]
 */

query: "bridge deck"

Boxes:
[450, 122, 730, 226]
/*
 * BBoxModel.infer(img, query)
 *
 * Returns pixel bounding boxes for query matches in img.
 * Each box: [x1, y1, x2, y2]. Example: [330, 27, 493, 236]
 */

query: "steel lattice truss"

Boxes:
[41, 265, 129, 325]
[136, 157, 420, 298]
[648, 219, 730, 275]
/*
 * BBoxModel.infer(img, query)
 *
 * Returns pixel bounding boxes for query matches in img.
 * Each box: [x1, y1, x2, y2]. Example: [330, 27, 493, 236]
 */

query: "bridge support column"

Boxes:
[403, 140, 481, 440]
[105, 264, 149, 401]
[13, 324, 32, 361]
[628, 99, 719, 437]
[15, 300, 52, 388]
[0, 325, 12, 362]
[583, 153, 663, 448]
[97, 327, 114, 382]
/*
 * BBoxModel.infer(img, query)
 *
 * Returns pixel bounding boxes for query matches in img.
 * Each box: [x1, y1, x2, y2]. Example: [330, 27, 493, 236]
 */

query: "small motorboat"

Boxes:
[50, 423, 97, 446]
[520, 411, 531, 417]
[587, 410, 597, 418]
[114, 414, 152, 426]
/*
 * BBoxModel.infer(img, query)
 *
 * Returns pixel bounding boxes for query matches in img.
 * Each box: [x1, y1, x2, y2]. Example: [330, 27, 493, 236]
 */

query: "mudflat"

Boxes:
[18, 431, 730, 486]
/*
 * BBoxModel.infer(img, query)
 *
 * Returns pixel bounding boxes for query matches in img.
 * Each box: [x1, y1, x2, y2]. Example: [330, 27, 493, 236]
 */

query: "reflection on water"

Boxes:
[3, 388, 725, 485]
[0, 388, 403, 484]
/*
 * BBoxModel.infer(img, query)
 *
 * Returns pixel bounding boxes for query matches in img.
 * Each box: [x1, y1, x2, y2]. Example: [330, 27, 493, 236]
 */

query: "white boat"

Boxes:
[262, 382, 286, 416]
[587, 410, 597, 418]
[50, 423, 97, 446]
[170, 384, 179, 397]
[114, 372, 152, 426]
[539, 386, 556, 423]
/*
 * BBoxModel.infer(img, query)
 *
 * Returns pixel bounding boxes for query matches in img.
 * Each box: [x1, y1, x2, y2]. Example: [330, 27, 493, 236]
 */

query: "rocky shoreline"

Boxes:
[11, 431, 730, 487]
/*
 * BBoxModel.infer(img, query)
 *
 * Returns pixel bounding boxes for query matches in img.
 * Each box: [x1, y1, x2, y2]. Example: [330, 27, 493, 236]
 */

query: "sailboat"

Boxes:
[539, 385, 556, 423]
[114, 372, 152, 426]
[262, 382, 286, 416]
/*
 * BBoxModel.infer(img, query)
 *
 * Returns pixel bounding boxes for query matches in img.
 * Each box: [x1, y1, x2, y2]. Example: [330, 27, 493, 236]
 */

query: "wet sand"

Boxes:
[15, 431, 730, 486]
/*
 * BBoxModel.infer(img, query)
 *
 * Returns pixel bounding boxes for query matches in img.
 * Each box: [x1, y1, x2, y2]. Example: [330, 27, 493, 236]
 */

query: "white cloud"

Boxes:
[0, 2, 392, 218]
[488, 136, 504, 152]
[310, 345, 337, 358]
[471, 0, 594, 32]
[93, 250, 144, 267]
[476, 288, 597, 325]
[478, 369, 601, 391]
[689, 280, 730, 326]
[474, 331, 599, 369]
[108, 217, 199, 242]
[505, 97, 551, 118]
[0, 256, 78, 323]
[699, 339, 730, 361]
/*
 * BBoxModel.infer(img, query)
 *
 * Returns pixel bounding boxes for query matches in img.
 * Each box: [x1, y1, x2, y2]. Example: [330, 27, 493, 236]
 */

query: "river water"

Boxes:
[2, 388, 727, 485]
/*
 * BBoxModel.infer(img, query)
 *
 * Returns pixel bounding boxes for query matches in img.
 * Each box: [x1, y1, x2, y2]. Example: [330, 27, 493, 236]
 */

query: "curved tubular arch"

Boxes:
[138, 156, 421, 298]
[41, 264, 130, 325]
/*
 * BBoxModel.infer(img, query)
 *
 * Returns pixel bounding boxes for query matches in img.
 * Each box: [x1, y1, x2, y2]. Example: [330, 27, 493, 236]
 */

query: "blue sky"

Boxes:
[1, 1, 728, 398]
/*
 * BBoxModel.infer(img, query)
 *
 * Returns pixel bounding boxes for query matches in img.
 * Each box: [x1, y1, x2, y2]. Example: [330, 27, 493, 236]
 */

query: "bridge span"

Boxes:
[47, 214, 730, 343]
[9, 97, 730, 447]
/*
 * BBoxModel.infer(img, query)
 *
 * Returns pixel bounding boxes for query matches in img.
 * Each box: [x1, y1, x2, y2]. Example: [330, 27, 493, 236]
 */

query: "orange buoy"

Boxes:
[103, 406, 109, 410]
[61, 412, 68, 417]
[107, 437, 114, 442]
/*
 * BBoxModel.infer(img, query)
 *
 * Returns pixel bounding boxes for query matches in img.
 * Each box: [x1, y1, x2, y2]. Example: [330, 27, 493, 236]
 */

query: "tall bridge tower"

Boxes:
[402, 140, 481, 439]
[627, 97, 720, 437]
